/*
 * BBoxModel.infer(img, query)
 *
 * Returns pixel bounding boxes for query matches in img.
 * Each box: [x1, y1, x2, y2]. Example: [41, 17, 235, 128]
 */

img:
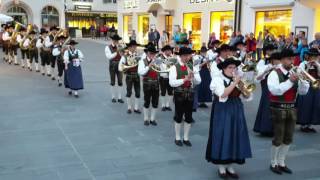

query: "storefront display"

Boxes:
[255, 10, 292, 37]
[210, 11, 234, 43]
[123, 15, 133, 42]
[183, 13, 202, 50]
[138, 14, 150, 45]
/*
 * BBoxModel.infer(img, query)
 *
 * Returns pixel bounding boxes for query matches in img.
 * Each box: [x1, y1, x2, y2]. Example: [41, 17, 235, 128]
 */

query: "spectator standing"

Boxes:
[130, 30, 137, 41]
[208, 32, 216, 49]
[309, 32, 320, 49]
[89, 24, 95, 39]
[245, 33, 257, 60]
[160, 30, 169, 48]
[154, 28, 161, 50]
[256, 31, 263, 60]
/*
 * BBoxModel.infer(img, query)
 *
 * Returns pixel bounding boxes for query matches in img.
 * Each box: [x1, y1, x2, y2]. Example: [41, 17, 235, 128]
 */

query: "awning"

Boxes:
[0, 14, 13, 23]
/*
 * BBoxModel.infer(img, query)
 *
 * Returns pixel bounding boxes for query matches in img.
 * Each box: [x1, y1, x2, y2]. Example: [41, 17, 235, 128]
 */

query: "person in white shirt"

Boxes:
[2, 25, 11, 62]
[210, 44, 231, 78]
[206, 40, 220, 62]
[169, 47, 201, 147]
[253, 45, 278, 136]
[23, 31, 39, 72]
[296, 48, 320, 132]
[63, 40, 84, 98]
[118, 40, 141, 114]
[37, 28, 48, 75]
[158, 45, 175, 111]
[52, 35, 67, 86]
[138, 45, 160, 126]
[205, 57, 252, 179]
[46, 26, 59, 79]
[105, 34, 124, 103]
[268, 49, 310, 175]
[17, 27, 28, 68]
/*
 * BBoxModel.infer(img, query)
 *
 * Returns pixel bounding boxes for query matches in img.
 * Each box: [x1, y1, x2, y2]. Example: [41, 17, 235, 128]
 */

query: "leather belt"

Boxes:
[270, 102, 295, 109]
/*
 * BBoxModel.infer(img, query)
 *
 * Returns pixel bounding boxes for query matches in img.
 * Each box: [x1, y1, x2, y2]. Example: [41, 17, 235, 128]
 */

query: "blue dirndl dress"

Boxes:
[64, 50, 84, 90]
[198, 64, 212, 103]
[253, 79, 273, 135]
[206, 88, 252, 164]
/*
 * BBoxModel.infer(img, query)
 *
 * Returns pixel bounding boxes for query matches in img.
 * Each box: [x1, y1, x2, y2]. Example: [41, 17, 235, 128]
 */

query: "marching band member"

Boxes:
[207, 40, 220, 60]
[253, 45, 278, 136]
[159, 45, 174, 111]
[10, 26, 19, 65]
[23, 30, 39, 72]
[52, 35, 67, 87]
[63, 40, 84, 98]
[198, 46, 212, 108]
[296, 48, 320, 133]
[47, 26, 59, 79]
[37, 28, 48, 75]
[169, 47, 201, 147]
[17, 27, 28, 68]
[3, 25, 13, 64]
[268, 49, 309, 175]
[210, 44, 231, 78]
[1, 24, 7, 62]
[2, 25, 11, 63]
[118, 40, 142, 114]
[138, 45, 160, 126]
[206, 57, 252, 179]
[105, 34, 124, 103]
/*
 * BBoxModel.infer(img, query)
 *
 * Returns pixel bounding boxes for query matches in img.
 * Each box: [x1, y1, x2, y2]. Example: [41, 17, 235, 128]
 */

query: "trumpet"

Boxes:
[237, 79, 256, 97]
[290, 64, 320, 89]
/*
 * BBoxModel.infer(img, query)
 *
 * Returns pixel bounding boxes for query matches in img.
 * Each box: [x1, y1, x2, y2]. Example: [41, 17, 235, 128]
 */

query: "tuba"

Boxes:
[20, 24, 33, 50]
[10, 23, 22, 44]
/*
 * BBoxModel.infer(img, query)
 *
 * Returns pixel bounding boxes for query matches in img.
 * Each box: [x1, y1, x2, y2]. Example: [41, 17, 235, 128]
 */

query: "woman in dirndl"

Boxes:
[296, 48, 320, 133]
[206, 57, 252, 179]
[197, 46, 212, 108]
[64, 40, 84, 98]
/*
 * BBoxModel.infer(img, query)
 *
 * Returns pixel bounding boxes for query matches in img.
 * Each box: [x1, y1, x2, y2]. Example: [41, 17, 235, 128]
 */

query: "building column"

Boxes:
[234, 0, 242, 32]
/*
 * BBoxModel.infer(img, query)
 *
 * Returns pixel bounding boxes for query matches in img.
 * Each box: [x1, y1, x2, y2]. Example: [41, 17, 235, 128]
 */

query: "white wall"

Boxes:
[292, 2, 315, 42]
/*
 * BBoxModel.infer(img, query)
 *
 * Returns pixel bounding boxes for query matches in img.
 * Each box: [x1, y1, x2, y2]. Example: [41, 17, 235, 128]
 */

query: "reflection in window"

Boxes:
[210, 11, 234, 43]
[41, 6, 59, 27]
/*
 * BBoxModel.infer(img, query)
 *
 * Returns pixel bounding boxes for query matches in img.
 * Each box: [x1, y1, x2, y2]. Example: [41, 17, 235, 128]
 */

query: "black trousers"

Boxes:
[40, 50, 51, 66]
[57, 59, 65, 77]
[50, 54, 56, 68]
[29, 49, 38, 63]
[21, 49, 29, 59]
[4, 43, 9, 56]
[159, 77, 173, 96]
[126, 73, 140, 98]
[174, 91, 194, 124]
[9, 44, 18, 56]
[143, 81, 159, 108]
[109, 61, 123, 86]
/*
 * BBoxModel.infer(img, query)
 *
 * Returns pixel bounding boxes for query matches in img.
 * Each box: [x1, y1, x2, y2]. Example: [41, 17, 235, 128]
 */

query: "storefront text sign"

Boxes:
[147, 0, 166, 4]
[189, 0, 233, 4]
[124, 0, 139, 9]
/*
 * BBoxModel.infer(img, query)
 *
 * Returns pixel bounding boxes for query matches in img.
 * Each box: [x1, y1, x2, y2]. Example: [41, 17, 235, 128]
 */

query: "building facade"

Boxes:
[0, 0, 65, 28]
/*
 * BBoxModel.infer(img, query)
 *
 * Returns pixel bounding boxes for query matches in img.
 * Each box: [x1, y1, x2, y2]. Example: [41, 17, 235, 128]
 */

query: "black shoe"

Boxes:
[14, 63, 19, 66]
[198, 103, 208, 108]
[118, 99, 124, 103]
[68, 91, 72, 95]
[74, 94, 79, 98]
[144, 121, 150, 126]
[161, 107, 166, 111]
[270, 165, 282, 175]
[183, 140, 192, 147]
[52, 77, 56, 80]
[112, 98, 116, 103]
[174, 140, 183, 147]
[218, 170, 228, 179]
[127, 109, 132, 114]
[36, 70, 40, 72]
[134, 109, 141, 114]
[150, 121, 157, 126]
[42, 73, 45, 76]
[47, 74, 51, 77]
[165, 107, 172, 111]
[300, 127, 310, 133]
[58, 83, 62, 87]
[192, 109, 197, 112]
[29, 68, 32, 72]
[226, 170, 239, 179]
[307, 127, 317, 133]
[279, 166, 292, 174]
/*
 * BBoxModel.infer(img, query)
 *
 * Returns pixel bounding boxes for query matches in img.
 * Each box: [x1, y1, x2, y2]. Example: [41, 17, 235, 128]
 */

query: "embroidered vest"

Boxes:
[176, 62, 193, 88]
[68, 50, 79, 63]
[143, 58, 158, 81]
[109, 45, 121, 61]
[269, 68, 298, 103]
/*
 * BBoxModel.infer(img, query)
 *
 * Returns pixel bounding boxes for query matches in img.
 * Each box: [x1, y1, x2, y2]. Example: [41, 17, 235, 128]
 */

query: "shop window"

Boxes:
[165, 15, 173, 40]
[123, 15, 133, 42]
[255, 10, 292, 38]
[183, 13, 202, 50]
[41, 6, 59, 27]
[7, 6, 28, 25]
[210, 11, 234, 43]
[138, 14, 149, 45]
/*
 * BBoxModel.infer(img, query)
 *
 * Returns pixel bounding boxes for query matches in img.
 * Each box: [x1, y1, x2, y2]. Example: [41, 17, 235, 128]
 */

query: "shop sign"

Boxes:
[189, 0, 233, 4]
[99, 13, 117, 18]
[124, 0, 139, 9]
[69, 12, 117, 18]
[147, 0, 165, 4]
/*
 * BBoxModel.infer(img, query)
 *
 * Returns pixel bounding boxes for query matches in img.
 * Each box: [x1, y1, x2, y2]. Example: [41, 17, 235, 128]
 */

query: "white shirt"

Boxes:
[23, 38, 30, 48]
[17, 34, 23, 43]
[159, 54, 173, 78]
[207, 49, 218, 61]
[267, 64, 309, 96]
[52, 44, 62, 56]
[210, 56, 225, 78]
[44, 36, 53, 48]
[118, 50, 138, 72]
[299, 61, 320, 78]
[2, 32, 11, 41]
[210, 72, 253, 103]
[105, 43, 117, 61]
[63, 48, 84, 65]
[138, 57, 152, 76]
[169, 56, 201, 88]
[36, 37, 44, 48]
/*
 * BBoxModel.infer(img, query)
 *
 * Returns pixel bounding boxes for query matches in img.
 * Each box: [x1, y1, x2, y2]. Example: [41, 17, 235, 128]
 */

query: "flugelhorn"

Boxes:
[237, 79, 256, 97]
[290, 64, 320, 89]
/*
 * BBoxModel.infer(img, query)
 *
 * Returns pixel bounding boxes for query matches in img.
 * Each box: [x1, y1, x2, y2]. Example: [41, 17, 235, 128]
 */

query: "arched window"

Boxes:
[41, 6, 59, 27]
[7, 6, 28, 24]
